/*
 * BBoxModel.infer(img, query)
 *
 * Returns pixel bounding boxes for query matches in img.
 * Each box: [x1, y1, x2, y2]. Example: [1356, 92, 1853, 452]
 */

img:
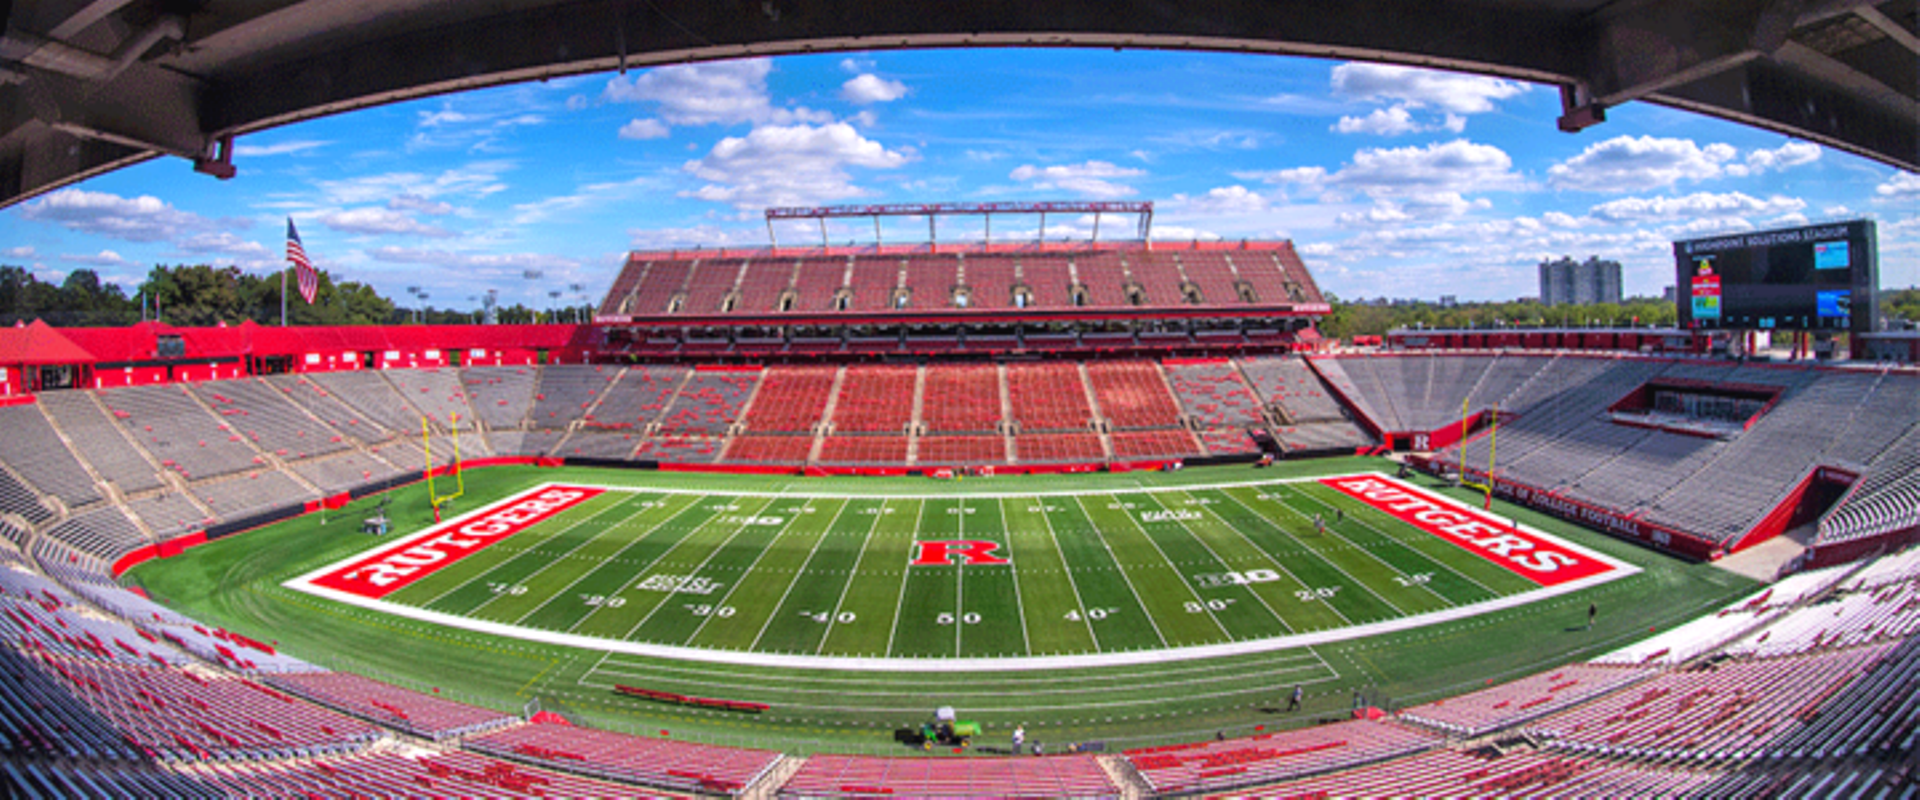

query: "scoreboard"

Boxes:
[1674, 220, 1878, 334]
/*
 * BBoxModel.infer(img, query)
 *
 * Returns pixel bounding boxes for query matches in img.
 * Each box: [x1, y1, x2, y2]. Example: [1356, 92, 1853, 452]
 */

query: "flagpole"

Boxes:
[280, 266, 288, 327]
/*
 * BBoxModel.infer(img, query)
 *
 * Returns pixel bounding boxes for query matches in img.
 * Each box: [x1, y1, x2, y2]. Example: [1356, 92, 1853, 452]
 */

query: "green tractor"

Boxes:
[919, 706, 982, 750]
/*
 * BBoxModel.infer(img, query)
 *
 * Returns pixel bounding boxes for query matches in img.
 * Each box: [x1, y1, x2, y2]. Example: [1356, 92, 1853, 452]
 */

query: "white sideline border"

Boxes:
[283, 472, 1641, 673]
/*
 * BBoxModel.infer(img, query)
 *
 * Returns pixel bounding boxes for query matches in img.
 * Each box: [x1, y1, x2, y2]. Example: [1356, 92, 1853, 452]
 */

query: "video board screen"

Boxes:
[1674, 219, 1878, 334]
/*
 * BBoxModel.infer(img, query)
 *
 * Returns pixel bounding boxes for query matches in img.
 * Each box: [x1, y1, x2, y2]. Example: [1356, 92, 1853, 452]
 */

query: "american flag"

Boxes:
[286, 217, 318, 304]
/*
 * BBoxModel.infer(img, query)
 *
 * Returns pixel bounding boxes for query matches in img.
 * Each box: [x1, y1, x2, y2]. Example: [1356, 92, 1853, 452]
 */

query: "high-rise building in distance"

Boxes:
[1538, 256, 1623, 305]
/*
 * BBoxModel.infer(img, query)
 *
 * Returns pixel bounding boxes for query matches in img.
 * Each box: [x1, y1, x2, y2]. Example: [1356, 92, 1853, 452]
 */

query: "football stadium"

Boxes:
[1, 2, 1917, 798]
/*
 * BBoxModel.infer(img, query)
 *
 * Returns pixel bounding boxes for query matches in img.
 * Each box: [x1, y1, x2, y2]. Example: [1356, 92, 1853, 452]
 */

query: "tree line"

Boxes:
[0, 264, 587, 328]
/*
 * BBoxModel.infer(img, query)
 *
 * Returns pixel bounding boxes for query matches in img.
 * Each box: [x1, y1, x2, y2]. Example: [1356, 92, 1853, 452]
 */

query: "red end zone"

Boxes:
[309, 486, 602, 599]
[1319, 475, 1615, 587]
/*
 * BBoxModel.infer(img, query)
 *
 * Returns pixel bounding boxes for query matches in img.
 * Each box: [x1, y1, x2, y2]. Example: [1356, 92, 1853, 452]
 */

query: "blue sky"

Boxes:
[2, 48, 1915, 308]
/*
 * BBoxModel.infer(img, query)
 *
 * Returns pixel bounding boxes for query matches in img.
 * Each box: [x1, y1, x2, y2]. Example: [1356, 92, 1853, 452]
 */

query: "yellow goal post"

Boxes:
[424, 412, 465, 521]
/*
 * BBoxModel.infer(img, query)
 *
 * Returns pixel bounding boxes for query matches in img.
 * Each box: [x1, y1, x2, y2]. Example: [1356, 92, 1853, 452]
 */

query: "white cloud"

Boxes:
[1008, 161, 1144, 199]
[1332, 104, 1468, 136]
[618, 118, 671, 140]
[232, 139, 329, 158]
[1876, 171, 1920, 199]
[365, 246, 582, 273]
[3, 246, 33, 259]
[1329, 139, 1526, 196]
[1728, 141, 1820, 177]
[1330, 63, 1528, 114]
[59, 250, 127, 266]
[839, 57, 875, 74]
[684, 122, 910, 209]
[1587, 191, 1807, 224]
[627, 224, 764, 250]
[320, 207, 453, 237]
[1149, 225, 1223, 242]
[605, 58, 831, 127]
[1167, 185, 1267, 215]
[387, 194, 454, 215]
[511, 175, 658, 225]
[1333, 105, 1422, 136]
[18, 188, 217, 242]
[314, 162, 513, 205]
[1547, 135, 1737, 192]
[841, 74, 908, 104]
[1338, 192, 1490, 226]
[177, 232, 268, 256]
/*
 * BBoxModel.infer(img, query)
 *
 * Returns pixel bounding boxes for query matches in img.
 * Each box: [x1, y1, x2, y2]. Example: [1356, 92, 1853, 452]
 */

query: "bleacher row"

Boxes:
[599, 246, 1324, 317]
[4, 479, 1919, 797]
[1325, 352, 1920, 551]
[0, 358, 1374, 566]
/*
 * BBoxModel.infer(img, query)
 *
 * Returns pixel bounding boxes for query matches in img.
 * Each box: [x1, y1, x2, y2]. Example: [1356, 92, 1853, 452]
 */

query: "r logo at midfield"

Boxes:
[910, 540, 1009, 566]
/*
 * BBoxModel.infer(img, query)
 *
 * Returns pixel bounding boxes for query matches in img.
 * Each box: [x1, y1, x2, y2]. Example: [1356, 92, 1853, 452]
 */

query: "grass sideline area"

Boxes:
[128, 458, 1759, 754]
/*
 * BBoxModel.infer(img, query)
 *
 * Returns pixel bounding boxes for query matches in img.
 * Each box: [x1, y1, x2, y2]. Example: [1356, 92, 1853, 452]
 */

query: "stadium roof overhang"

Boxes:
[598, 304, 1329, 329]
[1, 0, 1914, 210]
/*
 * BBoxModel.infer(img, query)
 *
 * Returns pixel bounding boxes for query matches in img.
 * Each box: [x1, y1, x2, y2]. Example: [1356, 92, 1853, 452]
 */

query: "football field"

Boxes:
[288, 471, 1635, 665]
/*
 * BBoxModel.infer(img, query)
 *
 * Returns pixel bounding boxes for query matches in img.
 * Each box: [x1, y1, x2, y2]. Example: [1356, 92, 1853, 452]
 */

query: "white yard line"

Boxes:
[1194, 488, 1358, 629]
[508, 494, 700, 626]
[420, 492, 644, 612]
[282, 470, 1640, 672]
[954, 497, 966, 655]
[613, 496, 784, 642]
[1218, 485, 1409, 618]
[816, 499, 888, 654]
[997, 498, 1033, 657]
[1034, 495, 1101, 651]
[1266, 485, 1456, 609]
[1105, 493, 1232, 640]
[1282, 482, 1500, 602]
[1069, 495, 1171, 648]
[288, 564, 1629, 673]
[740, 499, 852, 652]
[1148, 490, 1296, 635]
[883, 499, 929, 657]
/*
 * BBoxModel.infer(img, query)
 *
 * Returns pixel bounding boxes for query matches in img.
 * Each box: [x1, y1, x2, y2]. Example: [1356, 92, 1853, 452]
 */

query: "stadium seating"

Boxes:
[1007, 363, 1093, 432]
[1019, 255, 1074, 307]
[459, 366, 539, 430]
[100, 385, 261, 482]
[656, 370, 760, 433]
[918, 435, 1008, 464]
[963, 254, 1019, 309]
[1164, 360, 1265, 426]
[832, 365, 917, 433]
[781, 753, 1118, 798]
[264, 671, 517, 741]
[583, 364, 687, 429]
[301, 371, 430, 435]
[633, 434, 723, 463]
[1110, 429, 1202, 460]
[683, 257, 743, 313]
[742, 366, 837, 433]
[382, 368, 479, 434]
[1016, 433, 1104, 463]
[467, 720, 783, 794]
[0, 404, 99, 508]
[817, 435, 909, 464]
[528, 364, 623, 427]
[1124, 718, 1438, 795]
[1086, 360, 1184, 429]
[196, 378, 350, 461]
[921, 364, 1003, 433]
[725, 435, 815, 463]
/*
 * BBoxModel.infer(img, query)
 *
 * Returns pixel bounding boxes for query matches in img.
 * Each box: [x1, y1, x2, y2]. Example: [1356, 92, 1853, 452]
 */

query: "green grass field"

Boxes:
[128, 459, 1760, 753]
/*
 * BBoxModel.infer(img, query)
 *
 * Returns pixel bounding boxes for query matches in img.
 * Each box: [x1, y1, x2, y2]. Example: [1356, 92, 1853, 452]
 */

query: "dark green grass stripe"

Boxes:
[820, 498, 919, 656]
[751, 498, 887, 655]
[1001, 498, 1098, 655]
[687, 498, 848, 651]
[891, 497, 961, 657]
[1041, 499, 1165, 651]
[1121, 492, 1295, 641]
[1158, 489, 1348, 634]
[958, 499, 1026, 657]
[566, 496, 779, 640]
[518, 495, 722, 633]
[1077, 495, 1230, 647]
[627, 497, 823, 645]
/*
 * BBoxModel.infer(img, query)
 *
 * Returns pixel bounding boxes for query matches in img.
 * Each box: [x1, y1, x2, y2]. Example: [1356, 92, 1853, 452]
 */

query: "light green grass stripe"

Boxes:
[1076, 494, 1230, 647]
[821, 498, 920, 656]
[567, 496, 778, 640]
[689, 498, 849, 652]
[1001, 498, 1098, 655]
[753, 498, 888, 655]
